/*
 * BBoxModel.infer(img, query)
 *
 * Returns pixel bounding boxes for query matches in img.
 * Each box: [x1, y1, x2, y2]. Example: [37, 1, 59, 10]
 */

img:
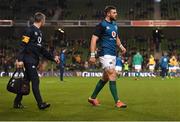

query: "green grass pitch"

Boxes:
[0, 76, 180, 121]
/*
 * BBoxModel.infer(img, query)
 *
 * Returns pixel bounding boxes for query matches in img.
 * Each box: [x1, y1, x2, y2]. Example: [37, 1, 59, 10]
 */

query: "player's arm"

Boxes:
[89, 23, 103, 64]
[89, 35, 99, 64]
[16, 42, 26, 68]
[16, 28, 31, 68]
[40, 46, 60, 64]
[116, 35, 126, 54]
[90, 35, 99, 55]
[17, 40, 27, 62]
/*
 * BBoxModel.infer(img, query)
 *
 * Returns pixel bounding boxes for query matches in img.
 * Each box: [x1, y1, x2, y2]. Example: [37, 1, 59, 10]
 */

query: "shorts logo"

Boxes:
[112, 31, 116, 38]
[32, 65, 36, 68]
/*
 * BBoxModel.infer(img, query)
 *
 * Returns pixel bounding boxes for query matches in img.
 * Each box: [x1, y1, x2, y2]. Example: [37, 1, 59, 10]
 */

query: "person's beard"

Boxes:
[110, 16, 116, 21]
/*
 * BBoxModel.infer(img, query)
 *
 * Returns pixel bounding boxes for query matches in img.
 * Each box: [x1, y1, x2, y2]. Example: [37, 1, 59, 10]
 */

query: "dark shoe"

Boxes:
[13, 103, 24, 109]
[38, 102, 50, 110]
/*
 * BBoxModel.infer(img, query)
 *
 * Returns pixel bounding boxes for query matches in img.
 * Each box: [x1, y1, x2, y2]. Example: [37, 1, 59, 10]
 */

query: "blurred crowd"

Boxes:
[0, 47, 17, 75]
[0, 27, 180, 75]
[1, 38, 180, 76]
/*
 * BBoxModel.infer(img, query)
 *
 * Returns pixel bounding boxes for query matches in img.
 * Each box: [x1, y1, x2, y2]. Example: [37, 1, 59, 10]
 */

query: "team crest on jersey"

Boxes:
[112, 31, 116, 38]
[106, 26, 110, 30]
[34, 32, 38, 36]
[163, 58, 167, 62]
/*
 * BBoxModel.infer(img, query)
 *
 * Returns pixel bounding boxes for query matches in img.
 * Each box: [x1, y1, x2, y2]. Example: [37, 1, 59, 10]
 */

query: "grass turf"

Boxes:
[0, 76, 180, 121]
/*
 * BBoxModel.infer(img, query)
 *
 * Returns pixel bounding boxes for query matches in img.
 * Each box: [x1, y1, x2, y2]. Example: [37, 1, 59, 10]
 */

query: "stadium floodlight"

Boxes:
[155, 0, 161, 2]
[58, 28, 64, 33]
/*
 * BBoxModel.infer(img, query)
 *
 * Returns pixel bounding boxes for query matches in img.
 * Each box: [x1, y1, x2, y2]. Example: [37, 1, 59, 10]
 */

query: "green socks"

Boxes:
[91, 79, 106, 99]
[109, 81, 119, 103]
[91, 80, 120, 103]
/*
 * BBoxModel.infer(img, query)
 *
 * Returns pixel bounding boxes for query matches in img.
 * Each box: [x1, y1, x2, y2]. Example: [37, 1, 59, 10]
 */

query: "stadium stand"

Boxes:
[161, 0, 180, 20]
[0, 0, 179, 20]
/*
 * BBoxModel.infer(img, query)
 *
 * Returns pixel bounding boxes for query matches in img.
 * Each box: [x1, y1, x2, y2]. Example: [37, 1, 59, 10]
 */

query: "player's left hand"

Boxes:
[54, 56, 60, 64]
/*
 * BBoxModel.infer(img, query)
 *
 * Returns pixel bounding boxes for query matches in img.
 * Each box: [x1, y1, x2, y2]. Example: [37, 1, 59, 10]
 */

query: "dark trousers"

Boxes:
[124, 70, 129, 77]
[60, 66, 64, 81]
[14, 63, 43, 105]
[161, 67, 167, 78]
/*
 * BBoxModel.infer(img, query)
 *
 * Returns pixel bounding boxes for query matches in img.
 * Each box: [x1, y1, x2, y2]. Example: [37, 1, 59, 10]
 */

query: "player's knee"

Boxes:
[106, 68, 114, 75]
[109, 74, 116, 81]
[102, 75, 109, 82]
[107, 69, 116, 81]
[102, 71, 109, 82]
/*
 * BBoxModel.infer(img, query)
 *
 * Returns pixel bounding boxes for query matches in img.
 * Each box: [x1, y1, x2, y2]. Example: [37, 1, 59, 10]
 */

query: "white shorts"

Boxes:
[176, 66, 180, 70]
[173, 66, 177, 70]
[149, 65, 155, 70]
[177, 66, 180, 70]
[99, 55, 116, 69]
[115, 66, 122, 72]
[135, 65, 142, 70]
[169, 66, 177, 71]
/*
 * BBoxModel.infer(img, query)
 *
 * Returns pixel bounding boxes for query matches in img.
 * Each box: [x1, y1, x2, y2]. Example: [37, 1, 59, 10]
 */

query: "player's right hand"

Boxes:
[15, 60, 24, 68]
[54, 56, 60, 64]
[89, 57, 96, 64]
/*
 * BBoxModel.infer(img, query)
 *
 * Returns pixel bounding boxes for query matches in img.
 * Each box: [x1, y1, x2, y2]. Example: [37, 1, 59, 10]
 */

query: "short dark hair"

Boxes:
[104, 5, 116, 15]
[34, 12, 46, 23]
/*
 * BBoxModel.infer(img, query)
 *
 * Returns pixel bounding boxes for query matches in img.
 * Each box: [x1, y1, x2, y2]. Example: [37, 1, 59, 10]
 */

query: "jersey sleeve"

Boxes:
[22, 28, 31, 44]
[93, 23, 105, 38]
[17, 28, 32, 61]
[40, 46, 55, 62]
